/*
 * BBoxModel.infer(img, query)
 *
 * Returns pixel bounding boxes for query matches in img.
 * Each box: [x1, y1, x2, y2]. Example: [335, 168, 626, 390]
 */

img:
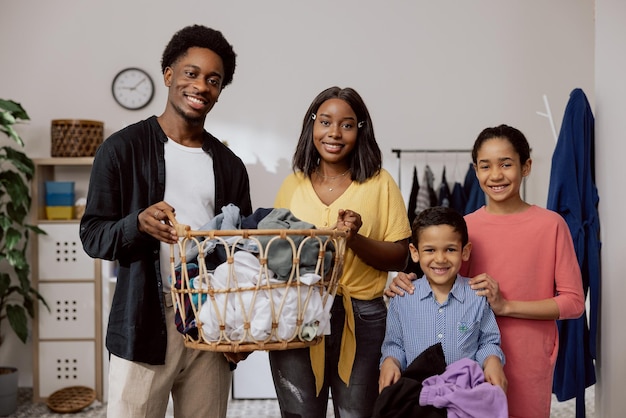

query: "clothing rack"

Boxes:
[391, 148, 526, 200]
[391, 148, 472, 189]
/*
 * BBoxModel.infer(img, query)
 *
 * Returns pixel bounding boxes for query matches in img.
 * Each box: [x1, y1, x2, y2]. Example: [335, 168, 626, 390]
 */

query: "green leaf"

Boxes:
[0, 99, 30, 147]
[0, 169, 30, 212]
[1, 146, 34, 179]
[26, 286, 49, 313]
[0, 99, 30, 121]
[0, 273, 9, 294]
[0, 110, 16, 125]
[15, 263, 31, 290]
[0, 98, 44, 346]
[7, 198, 30, 226]
[6, 248, 28, 270]
[26, 224, 47, 235]
[4, 227, 21, 252]
[6, 304, 28, 344]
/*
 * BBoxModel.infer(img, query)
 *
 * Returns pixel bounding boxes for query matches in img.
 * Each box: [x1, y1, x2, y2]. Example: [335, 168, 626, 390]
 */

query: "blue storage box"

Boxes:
[45, 181, 75, 206]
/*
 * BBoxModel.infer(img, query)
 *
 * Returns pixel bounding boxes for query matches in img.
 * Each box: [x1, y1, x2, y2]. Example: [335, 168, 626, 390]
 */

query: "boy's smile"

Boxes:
[410, 224, 471, 302]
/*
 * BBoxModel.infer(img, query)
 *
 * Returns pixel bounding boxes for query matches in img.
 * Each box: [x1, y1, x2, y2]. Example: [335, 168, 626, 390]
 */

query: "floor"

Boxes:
[9, 386, 596, 417]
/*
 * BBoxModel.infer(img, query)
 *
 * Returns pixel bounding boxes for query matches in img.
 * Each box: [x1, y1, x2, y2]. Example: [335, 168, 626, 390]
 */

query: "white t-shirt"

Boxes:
[159, 138, 214, 292]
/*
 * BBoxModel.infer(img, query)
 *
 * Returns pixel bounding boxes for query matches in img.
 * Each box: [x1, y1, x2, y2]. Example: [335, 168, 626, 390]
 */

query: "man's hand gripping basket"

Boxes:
[168, 213, 347, 353]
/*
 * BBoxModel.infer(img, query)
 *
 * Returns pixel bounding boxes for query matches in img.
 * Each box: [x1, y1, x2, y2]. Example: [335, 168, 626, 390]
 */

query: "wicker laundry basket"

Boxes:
[167, 212, 347, 353]
[51, 119, 104, 157]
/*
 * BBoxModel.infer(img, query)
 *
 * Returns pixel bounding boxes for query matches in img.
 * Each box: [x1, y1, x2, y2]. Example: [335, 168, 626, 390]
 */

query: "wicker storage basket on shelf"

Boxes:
[167, 212, 347, 353]
[51, 119, 104, 157]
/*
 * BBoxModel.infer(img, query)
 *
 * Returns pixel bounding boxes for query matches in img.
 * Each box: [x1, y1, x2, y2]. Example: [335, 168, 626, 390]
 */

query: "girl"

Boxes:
[388, 124, 584, 417]
[269, 86, 411, 418]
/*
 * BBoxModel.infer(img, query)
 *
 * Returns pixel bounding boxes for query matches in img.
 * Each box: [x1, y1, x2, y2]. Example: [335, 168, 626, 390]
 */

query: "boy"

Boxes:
[379, 206, 507, 393]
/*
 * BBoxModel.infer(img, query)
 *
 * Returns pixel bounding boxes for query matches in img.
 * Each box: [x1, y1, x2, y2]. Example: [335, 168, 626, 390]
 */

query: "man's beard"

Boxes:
[173, 102, 206, 127]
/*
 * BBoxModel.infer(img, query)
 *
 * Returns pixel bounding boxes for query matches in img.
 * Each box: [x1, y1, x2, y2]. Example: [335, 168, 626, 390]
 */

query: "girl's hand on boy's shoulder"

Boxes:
[469, 273, 506, 315]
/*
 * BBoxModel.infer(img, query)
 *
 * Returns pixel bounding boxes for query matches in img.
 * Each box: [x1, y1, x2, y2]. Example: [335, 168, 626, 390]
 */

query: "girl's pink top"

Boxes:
[462, 205, 584, 418]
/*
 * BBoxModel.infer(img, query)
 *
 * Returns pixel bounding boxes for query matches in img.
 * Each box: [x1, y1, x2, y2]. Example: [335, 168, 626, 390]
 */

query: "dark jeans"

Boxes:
[269, 296, 387, 418]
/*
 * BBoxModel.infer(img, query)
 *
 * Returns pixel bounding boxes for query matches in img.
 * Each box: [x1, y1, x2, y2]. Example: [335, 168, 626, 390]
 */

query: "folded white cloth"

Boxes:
[198, 250, 331, 343]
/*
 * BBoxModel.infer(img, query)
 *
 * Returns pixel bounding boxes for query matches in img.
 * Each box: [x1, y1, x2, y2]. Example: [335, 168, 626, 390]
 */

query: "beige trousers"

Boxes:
[106, 294, 231, 418]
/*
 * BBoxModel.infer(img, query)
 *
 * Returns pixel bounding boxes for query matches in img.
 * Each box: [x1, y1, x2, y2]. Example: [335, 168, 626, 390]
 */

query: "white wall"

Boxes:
[0, 0, 601, 399]
[1, 1, 594, 208]
[595, 1, 626, 416]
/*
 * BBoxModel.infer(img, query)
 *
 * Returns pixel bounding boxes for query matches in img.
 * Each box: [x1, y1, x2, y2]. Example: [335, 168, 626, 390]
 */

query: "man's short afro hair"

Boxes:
[161, 25, 236, 88]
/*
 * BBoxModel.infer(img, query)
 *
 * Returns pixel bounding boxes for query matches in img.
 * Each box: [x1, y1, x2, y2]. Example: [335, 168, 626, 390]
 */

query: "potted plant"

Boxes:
[0, 99, 47, 415]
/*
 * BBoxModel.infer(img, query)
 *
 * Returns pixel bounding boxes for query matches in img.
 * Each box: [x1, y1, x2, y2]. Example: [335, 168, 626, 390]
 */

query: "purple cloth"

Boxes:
[419, 358, 508, 418]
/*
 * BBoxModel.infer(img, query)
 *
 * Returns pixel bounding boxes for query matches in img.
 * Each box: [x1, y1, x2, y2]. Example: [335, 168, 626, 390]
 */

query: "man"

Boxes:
[80, 25, 252, 417]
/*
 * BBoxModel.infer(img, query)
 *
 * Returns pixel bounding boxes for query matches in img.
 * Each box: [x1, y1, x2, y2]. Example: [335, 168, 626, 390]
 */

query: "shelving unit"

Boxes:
[30, 157, 104, 402]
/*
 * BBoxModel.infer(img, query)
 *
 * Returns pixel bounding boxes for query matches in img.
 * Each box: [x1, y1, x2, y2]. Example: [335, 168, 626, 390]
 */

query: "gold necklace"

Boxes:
[316, 168, 350, 191]
[316, 168, 350, 180]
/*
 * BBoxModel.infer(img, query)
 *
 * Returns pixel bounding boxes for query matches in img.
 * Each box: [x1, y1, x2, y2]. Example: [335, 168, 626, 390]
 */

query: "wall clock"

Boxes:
[111, 67, 155, 110]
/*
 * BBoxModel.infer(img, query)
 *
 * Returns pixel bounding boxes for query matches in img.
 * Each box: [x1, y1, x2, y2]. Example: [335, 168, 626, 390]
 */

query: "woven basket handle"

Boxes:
[163, 209, 190, 237]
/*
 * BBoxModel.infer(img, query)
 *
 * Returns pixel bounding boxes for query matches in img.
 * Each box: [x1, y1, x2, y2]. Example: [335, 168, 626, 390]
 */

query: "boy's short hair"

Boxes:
[161, 24, 236, 88]
[411, 206, 469, 247]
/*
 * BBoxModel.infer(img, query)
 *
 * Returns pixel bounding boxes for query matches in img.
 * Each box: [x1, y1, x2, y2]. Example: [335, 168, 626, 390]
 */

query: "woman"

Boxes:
[269, 86, 411, 418]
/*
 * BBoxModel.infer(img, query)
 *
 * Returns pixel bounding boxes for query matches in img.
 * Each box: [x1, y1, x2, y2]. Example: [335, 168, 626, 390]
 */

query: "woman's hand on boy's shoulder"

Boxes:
[384, 272, 417, 298]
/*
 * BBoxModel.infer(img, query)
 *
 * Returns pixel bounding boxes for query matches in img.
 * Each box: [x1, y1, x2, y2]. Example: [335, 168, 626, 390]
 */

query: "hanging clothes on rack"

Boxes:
[463, 163, 485, 214]
[404, 164, 437, 278]
[407, 166, 420, 225]
[451, 181, 466, 215]
[438, 166, 451, 208]
[547, 88, 599, 418]
[391, 148, 476, 216]
[415, 165, 437, 215]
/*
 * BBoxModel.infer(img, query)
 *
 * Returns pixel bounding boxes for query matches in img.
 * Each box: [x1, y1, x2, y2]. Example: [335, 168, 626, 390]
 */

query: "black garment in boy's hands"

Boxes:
[372, 343, 447, 418]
